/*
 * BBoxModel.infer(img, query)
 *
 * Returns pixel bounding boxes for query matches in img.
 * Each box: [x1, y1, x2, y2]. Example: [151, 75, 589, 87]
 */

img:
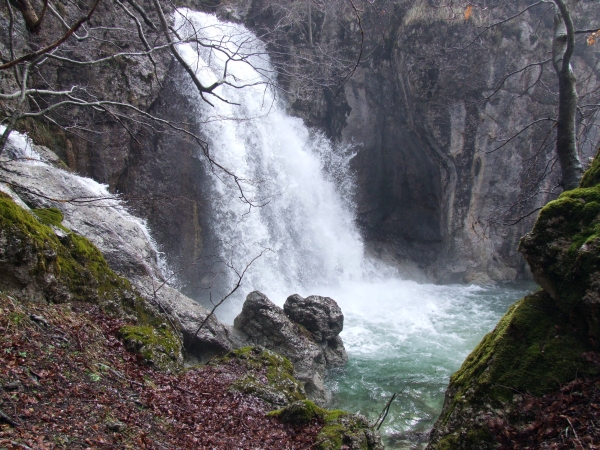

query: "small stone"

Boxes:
[2, 381, 20, 391]
[106, 420, 126, 432]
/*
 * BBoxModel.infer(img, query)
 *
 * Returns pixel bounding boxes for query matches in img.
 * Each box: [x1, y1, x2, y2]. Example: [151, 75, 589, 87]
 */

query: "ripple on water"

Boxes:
[324, 280, 533, 449]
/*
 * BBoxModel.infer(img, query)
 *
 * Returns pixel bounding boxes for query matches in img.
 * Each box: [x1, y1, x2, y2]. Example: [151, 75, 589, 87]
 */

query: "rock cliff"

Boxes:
[4, 1, 598, 286]
[241, 0, 600, 283]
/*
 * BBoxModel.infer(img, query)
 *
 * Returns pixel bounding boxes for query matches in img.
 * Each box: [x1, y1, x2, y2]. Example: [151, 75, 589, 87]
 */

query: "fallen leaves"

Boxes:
[0, 295, 323, 449]
[485, 377, 600, 449]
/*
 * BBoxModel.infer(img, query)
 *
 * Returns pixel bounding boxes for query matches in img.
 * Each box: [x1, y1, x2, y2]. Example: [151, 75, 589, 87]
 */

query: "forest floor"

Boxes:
[0, 292, 322, 449]
[488, 375, 600, 450]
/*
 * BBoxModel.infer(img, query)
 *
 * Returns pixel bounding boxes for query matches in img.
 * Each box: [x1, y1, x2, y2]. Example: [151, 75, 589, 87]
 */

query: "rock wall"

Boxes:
[2, 0, 599, 288]
[242, 0, 600, 283]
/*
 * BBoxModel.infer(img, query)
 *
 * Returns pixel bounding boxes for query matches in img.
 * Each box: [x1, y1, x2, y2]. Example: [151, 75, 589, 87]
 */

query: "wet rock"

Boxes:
[284, 294, 348, 369]
[323, 335, 348, 368]
[234, 291, 348, 404]
[284, 294, 343, 342]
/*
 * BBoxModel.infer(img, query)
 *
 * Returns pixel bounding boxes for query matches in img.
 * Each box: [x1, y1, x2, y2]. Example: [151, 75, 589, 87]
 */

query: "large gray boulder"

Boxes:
[284, 294, 348, 368]
[233, 291, 348, 404]
[284, 294, 344, 342]
[233, 291, 326, 401]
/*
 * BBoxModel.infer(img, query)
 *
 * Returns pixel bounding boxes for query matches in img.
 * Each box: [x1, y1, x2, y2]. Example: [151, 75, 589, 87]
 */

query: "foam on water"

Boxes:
[326, 282, 529, 449]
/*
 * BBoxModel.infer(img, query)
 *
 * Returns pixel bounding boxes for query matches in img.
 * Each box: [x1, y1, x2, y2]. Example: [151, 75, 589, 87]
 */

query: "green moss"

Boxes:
[433, 428, 493, 450]
[316, 423, 345, 450]
[580, 148, 600, 188]
[32, 207, 66, 229]
[267, 400, 372, 449]
[445, 290, 597, 422]
[315, 414, 376, 450]
[521, 184, 600, 312]
[268, 400, 347, 425]
[224, 347, 305, 406]
[118, 324, 182, 372]
[0, 195, 163, 330]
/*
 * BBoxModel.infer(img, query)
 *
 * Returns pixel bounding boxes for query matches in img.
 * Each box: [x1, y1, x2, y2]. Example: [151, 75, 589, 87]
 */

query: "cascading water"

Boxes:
[174, 9, 375, 319]
[174, 10, 531, 449]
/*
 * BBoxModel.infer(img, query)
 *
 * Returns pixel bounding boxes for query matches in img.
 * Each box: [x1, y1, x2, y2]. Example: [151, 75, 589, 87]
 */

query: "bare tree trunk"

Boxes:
[552, 0, 583, 190]
[13, 0, 48, 33]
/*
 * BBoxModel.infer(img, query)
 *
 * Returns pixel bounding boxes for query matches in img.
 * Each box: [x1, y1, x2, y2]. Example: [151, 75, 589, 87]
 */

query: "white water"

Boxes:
[174, 10, 531, 448]
[174, 9, 383, 321]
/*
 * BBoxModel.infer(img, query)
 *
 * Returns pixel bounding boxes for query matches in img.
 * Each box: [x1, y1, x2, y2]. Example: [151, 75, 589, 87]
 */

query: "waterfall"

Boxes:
[172, 11, 531, 447]
[174, 9, 381, 322]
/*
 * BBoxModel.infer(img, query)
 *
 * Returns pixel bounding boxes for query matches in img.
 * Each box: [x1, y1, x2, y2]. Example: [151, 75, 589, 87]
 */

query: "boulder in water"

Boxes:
[284, 294, 343, 342]
[233, 291, 348, 404]
[285, 294, 348, 368]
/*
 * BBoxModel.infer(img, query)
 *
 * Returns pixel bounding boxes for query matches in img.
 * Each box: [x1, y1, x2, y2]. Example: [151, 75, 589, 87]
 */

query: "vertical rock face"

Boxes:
[242, 0, 600, 283]
[4, 1, 598, 287]
[233, 291, 348, 404]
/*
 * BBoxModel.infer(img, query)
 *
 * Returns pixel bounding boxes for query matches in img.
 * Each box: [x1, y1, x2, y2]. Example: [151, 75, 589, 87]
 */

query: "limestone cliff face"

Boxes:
[3, 0, 598, 287]
[242, 0, 600, 283]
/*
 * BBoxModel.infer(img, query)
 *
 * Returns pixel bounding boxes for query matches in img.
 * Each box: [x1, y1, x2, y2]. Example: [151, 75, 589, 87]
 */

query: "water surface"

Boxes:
[325, 281, 533, 449]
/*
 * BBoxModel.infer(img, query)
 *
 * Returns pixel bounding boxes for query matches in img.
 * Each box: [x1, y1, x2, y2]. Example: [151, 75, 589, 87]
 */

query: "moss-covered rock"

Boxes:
[223, 346, 306, 407]
[580, 148, 600, 189]
[428, 152, 600, 449]
[519, 157, 600, 340]
[450, 290, 596, 403]
[316, 413, 383, 450]
[428, 290, 599, 448]
[0, 193, 134, 308]
[268, 400, 382, 450]
[118, 324, 183, 372]
[0, 193, 182, 372]
[268, 399, 344, 425]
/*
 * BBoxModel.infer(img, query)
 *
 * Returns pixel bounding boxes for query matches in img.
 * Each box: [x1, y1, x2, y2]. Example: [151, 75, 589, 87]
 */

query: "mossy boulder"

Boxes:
[0, 194, 136, 309]
[428, 290, 599, 448]
[316, 413, 383, 450]
[118, 324, 183, 372]
[223, 346, 306, 407]
[428, 153, 600, 449]
[269, 400, 383, 450]
[0, 194, 183, 372]
[519, 156, 600, 340]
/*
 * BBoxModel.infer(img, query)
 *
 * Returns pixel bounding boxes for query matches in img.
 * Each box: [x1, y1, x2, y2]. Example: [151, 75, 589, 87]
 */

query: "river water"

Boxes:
[173, 9, 533, 447]
[326, 281, 531, 449]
